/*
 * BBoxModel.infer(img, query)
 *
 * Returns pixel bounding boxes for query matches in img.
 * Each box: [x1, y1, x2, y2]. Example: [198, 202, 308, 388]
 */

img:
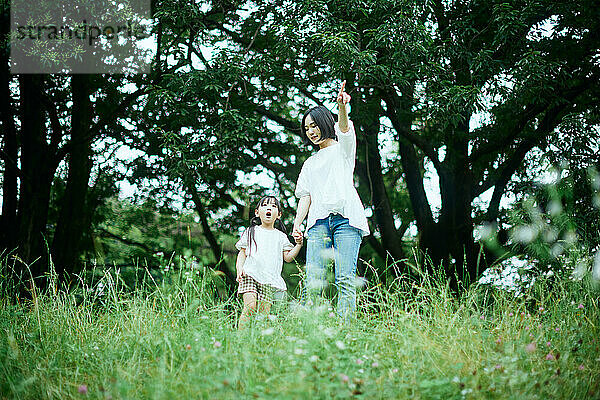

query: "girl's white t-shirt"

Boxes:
[235, 226, 294, 291]
[295, 120, 370, 237]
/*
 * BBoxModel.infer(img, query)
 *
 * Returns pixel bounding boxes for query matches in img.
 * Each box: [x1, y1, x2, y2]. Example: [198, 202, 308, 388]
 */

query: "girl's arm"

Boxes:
[235, 249, 246, 282]
[285, 229, 304, 263]
[292, 195, 311, 238]
[284, 242, 303, 263]
[337, 80, 351, 133]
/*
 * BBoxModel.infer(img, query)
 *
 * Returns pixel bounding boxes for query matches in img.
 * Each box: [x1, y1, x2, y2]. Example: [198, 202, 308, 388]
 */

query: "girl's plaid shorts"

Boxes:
[237, 275, 275, 303]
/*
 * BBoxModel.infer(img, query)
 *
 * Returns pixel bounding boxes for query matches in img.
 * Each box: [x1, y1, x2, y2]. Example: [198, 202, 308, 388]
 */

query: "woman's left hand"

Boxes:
[337, 80, 351, 105]
[293, 230, 303, 245]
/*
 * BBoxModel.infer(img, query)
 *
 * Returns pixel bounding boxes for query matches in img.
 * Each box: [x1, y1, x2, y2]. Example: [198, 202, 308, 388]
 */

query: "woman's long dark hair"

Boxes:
[301, 105, 337, 148]
[245, 196, 287, 255]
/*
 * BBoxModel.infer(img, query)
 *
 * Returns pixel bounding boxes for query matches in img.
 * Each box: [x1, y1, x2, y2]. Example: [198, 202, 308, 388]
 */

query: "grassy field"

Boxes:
[1, 263, 599, 399]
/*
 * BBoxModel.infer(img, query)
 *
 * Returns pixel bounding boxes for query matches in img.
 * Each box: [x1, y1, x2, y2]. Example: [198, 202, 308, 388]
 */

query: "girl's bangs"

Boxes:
[259, 196, 280, 208]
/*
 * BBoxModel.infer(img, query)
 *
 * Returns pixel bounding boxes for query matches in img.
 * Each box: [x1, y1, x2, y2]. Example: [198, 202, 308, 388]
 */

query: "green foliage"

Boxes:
[6, 0, 599, 289]
[91, 197, 217, 267]
[481, 161, 600, 285]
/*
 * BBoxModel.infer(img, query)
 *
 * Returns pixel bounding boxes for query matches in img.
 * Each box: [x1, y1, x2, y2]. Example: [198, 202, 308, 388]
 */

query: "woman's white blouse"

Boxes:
[235, 226, 294, 291]
[295, 120, 370, 237]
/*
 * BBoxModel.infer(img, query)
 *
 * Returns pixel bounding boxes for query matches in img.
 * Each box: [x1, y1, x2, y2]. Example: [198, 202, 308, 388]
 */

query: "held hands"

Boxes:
[293, 230, 304, 245]
[292, 222, 303, 245]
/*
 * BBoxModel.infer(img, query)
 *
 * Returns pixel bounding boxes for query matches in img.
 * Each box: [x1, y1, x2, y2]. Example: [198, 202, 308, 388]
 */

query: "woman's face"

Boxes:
[304, 114, 323, 145]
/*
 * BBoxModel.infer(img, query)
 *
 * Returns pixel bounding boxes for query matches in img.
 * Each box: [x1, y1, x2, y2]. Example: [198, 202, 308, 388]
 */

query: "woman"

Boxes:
[292, 81, 369, 319]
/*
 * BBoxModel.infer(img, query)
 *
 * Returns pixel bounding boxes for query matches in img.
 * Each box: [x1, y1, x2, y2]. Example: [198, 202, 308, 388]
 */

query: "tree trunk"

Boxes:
[396, 138, 438, 261]
[186, 181, 236, 290]
[355, 93, 406, 268]
[424, 123, 481, 291]
[0, 9, 18, 250]
[16, 74, 56, 282]
[51, 75, 93, 278]
[436, 165, 479, 290]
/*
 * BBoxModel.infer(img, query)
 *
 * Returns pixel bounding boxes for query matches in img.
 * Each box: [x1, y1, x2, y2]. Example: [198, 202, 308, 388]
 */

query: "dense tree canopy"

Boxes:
[153, 0, 600, 287]
[1, 0, 599, 294]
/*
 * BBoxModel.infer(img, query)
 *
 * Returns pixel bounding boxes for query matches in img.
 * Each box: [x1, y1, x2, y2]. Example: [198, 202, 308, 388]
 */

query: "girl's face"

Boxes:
[255, 198, 282, 227]
[304, 114, 323, 145]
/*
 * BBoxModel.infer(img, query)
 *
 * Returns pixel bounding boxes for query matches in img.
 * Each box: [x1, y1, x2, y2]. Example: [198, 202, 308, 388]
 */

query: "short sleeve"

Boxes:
[235, 228, 249, 250]
[282, 233, 294, 252]
[335, 120, 356, 163]
[295, 164, 310, 198]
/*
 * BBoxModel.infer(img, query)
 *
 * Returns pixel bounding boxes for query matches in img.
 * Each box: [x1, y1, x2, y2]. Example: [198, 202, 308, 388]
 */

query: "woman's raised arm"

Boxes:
[336, 80, 351, 133]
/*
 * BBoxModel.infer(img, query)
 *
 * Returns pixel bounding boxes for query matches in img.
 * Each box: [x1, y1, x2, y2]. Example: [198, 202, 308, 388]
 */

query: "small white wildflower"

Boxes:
[306, 278, 327, 290]
[564, 230, 577, 245]
[288, 301, 307, 313]
[313, 304, 329, 315]
[593, 250, 600, 281]
[335, 340, 346, 350]
[551, 243, 564, 257]
[461, 388, 473, 396]
[310, 355, 319, 362]
[353, 276, 368, 288]
[358, 368, 364, 374]
[542, 228, 558, 243]
[573, 261, 588, 280]
[547, 200, 563, 216]
[294, 348, 306, 355]
[267, 314, 277, 321]
[323, 327, 337, 338]
[261, 327, 275, 336]
[475, 223, 495, 240]
[452, 376, 460, 383]
[512, 226, 537, 244]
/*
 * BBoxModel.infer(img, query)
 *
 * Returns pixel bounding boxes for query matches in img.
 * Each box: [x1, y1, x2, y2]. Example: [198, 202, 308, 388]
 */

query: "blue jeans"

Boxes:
[305, 214, 362, 318]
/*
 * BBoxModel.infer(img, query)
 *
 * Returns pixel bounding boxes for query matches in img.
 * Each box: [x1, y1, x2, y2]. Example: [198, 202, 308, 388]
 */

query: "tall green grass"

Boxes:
[1, 256, 599, 399]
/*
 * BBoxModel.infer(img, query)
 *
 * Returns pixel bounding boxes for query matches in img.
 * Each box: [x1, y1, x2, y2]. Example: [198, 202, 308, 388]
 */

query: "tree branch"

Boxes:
[470, 102, 546, 162]
[43, 97, 63, 152]
[480, 101, 573, 222]
[97, 227, 154, 253]
[253, 104, 301, 136]
[474, 76, 596, 198]
[383, 90, 441, 169]
[186, 179, 236, 288]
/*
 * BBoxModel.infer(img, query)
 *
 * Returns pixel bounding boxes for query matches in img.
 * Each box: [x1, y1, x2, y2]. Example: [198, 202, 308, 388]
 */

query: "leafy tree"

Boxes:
[171, 0, 600, 290]
[0, 0, 164, 288]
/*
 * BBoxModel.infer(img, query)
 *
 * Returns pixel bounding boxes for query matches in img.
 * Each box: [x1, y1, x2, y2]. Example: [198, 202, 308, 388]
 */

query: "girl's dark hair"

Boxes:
[301, 105, 337, 148]
[245, 195, 287, 255]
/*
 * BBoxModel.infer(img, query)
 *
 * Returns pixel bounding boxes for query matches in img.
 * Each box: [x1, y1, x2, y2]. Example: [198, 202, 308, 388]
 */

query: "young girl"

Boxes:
[292, 81, 369, 319]
[235, 195, 303, 327]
